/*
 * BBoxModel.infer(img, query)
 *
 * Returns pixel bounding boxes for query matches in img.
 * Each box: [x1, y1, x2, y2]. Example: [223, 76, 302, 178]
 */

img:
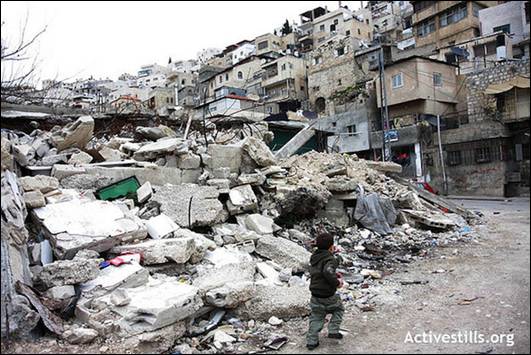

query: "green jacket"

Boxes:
[309, 249, 340, 298]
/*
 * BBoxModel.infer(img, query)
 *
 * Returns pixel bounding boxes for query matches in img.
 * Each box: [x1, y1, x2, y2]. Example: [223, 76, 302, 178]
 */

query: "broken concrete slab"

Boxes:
[326, 175, 358, 192]
[12, 144, 35, 166]
[234, 284, 310, 320]
[100, 277, 203, 334]
[255, 235, 310, 272]
[19, 176, 59, 193]
[207, 179, 230, 194]
[24, 190, 46, 209]
[122, 321, 186, 354]
[45, 285, 76, 301]
[133, 138, 188, 161]
[227, 184, 258, 215]
[110, 237, 195, 265]
[152, 184, 226, 228]
[62, 327, 99, 344]
[136, 181, 152, 203]
[194, 249, 255, 292]
[205, 281, 255, 308]
[177, 152, 201, 169]
[50, 116, 94, 151]
[60, 173, 114, 191]
[365, 160, 403, 174]
[32, 197, 147, 259]
[51, 164, 86, 180]
[98, 146, 124, 162]
[243, 214, 280, 234]
[237, 172, 266, 186]
[207, 144, 242, 174]
[135, 125, 176, 141]
[240, 136, 276, 167]
[68, 151, 93, 166]
[40, 153, 69, 166]
[83, 166, 199, 185]
[37, 254, 101, 288]
[81, 262, 149, 295]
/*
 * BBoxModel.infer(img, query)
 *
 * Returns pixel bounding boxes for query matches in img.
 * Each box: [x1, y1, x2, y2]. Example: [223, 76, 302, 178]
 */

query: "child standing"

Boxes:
[306, 232, 344, 350]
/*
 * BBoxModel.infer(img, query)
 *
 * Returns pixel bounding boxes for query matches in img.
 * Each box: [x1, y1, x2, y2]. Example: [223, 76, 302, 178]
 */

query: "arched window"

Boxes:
[237, 71, 243, 80]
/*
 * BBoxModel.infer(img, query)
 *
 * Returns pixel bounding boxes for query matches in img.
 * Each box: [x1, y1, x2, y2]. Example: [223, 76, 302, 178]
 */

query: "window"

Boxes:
[417, 18, 435, 37]
[258, 41, 268, 50]
[170, 97, 174, 103]
[526, 2, 530, 24]
[433, 72, 442, 87]
[319, 24, 325, 32]
[181, 79, 186, 85]
[440, 3, 467, 27]
[219, 76, 222, 83]
[335, 46, 345, 56]
[447, 151, 462, 166]
[281, 63, 286, 70]
[237, 71, 243, 79]
[346, 30, 351, 36]
[312, 56, 322, 65]
[358, 28, 361, 35]
[347, 124, 357, 134]
[475, 147, 491, 163]
[338, 79, 342, 86]
[366, 19, 369, 24]
[334, 19, 339, 25]
[166, 97, 170, 103]
[493, 24, 511, 34]
[392, 73, 403, 88]
[225, 73, 229, 81]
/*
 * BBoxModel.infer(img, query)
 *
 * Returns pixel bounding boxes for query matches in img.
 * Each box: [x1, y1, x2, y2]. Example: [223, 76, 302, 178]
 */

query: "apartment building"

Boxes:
[373, 56, 459, 178]
[411, 1, 496, 50]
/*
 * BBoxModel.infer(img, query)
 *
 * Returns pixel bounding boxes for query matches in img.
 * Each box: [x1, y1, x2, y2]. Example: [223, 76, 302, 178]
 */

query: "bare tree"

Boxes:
[1, 11, 47, 103]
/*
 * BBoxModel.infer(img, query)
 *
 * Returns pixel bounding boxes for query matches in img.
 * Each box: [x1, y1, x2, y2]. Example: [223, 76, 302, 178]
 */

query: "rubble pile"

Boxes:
[0, 115, 480, 353]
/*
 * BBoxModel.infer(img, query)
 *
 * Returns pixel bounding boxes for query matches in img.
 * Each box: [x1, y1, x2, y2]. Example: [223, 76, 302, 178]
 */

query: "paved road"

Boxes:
[277, 198, 530, 354]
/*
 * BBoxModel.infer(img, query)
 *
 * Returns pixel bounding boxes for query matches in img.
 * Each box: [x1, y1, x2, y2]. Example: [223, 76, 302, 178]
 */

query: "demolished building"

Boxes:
[1, 106, 481, 353]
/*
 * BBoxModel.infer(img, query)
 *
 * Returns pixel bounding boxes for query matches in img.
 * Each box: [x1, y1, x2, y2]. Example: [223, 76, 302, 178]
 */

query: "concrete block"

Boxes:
[110, 237, 195, 265]
[24, 190, 46, 208]
[227, 184, 258, 215]
[20, 175, 59, 193]
[255, 235, 310, 272]
[136, 181, 152, 203]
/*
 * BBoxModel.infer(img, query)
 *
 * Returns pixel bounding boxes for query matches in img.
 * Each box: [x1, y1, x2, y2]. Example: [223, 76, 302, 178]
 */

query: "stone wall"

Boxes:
[465, 59, 530, 123]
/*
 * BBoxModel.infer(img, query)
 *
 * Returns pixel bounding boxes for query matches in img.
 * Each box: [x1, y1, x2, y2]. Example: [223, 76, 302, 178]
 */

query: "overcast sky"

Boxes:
[1, 1, 364, 83]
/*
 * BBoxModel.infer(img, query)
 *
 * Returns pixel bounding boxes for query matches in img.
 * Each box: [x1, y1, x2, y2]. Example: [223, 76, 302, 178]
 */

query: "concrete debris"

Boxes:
[256, 235, 311, 272]
[24, 190, 46, 208]
[98, 146, 125, 162]
[36, 251, 101, 288]
[45, 285, 76, 301]
[1, 107, 480, 349]
[152, 184, 226, 228]
[50, 116, 94, 151]
[240, 136, 276, 167]
[136, 125, 176, 141]
[242, 214, 280, 234]
[99, 277, 203, 335]
[68, 151, 93, 165]
[234, 284, 310, 320]
[19, 175, 59, 193]
[205, 281, 255, 308]
[227, 184, 258, 215]
[62, 327, 99, 344]
[110, 237, 196, 265]
[32, 196, 147, 259]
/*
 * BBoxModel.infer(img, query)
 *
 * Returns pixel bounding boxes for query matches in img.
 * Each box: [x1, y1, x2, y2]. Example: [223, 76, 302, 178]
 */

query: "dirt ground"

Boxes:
[2, 199, 529, 354]
[275, 198, 530, 354]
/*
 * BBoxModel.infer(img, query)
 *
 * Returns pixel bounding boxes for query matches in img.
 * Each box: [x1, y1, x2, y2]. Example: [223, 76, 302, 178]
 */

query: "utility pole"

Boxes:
[436, 114, 448, 195]
[378, 41, 391, 161]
